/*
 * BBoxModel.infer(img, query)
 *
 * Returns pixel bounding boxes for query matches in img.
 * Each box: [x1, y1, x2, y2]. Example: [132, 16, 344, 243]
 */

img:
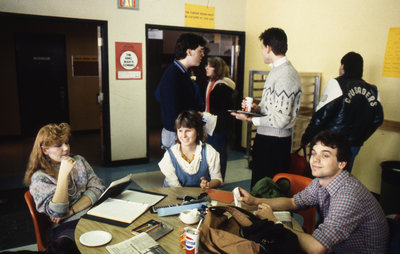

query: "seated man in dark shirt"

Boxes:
[238, 130, 389, 253]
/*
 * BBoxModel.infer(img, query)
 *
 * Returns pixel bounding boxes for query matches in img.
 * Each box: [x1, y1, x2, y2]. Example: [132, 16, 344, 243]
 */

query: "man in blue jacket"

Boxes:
[156, 33, 206, 148]
[301, 52, 384, 171]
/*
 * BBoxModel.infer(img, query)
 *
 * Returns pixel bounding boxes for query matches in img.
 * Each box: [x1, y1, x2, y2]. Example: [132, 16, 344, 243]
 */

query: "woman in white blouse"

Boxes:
[158, 110, 222, 190]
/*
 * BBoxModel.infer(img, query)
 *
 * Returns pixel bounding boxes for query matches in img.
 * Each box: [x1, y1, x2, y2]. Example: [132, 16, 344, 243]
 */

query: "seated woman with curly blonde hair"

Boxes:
[24, 123, 105, 241]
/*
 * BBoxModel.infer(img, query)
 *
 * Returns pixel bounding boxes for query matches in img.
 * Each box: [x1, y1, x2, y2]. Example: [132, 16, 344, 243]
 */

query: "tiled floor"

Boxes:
[4, 243, 38, 252]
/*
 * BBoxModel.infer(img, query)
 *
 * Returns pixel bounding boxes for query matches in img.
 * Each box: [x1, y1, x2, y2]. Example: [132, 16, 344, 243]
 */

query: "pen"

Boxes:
[146, 223, 161, 233]
[135, 224, 152, 232]
[135, 222, 161, 233]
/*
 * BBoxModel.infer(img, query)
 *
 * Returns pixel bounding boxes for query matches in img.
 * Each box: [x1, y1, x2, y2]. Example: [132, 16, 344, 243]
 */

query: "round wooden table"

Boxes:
[74, 187, 301, 253]
[75, 187, 213, 253]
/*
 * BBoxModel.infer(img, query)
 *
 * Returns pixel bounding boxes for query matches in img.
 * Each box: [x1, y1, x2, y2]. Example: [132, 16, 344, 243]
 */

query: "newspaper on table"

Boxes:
[106, 232, 167, 254]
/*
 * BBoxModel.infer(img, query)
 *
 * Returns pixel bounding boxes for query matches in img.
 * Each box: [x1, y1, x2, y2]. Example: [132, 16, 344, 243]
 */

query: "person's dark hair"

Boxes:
[341, 51, 363, 79]
[310, 130, 352, 170]
[175, 33, 206, 60]
[207, 56, 231, 81]
[259, 28, 288, 55]
[174, 110, 207, 144]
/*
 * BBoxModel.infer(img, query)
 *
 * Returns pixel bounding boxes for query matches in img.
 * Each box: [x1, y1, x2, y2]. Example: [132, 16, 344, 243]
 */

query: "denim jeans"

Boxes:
[207, 130, 228, 180]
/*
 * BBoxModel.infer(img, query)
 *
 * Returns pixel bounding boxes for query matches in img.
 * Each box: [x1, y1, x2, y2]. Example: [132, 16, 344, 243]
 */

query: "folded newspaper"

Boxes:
[106, 232, 168, 254]
[273, 211, 293, 228]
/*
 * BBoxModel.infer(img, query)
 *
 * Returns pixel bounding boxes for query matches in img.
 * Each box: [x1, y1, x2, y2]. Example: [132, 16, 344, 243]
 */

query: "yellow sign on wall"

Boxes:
[382, 27, 400, 78]
[185, 4, 214, 29]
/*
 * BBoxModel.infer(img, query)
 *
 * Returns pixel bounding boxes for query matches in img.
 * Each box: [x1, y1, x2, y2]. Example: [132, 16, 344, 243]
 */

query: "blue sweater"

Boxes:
[157, 60, 202, 131]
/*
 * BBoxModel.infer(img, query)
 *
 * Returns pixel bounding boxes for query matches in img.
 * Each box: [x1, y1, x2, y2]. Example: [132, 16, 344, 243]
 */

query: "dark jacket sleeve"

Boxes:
[361, 101, 384, 142]
[301, 97, 342, 145]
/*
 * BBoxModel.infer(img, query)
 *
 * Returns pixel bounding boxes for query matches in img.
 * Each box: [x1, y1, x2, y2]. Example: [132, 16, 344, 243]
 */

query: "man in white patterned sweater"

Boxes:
[232, 27, 302, 188]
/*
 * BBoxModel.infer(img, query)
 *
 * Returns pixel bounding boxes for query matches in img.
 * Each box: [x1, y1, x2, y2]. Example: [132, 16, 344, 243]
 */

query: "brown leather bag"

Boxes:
[200, 206, 304, 254]
[200, 206, 259, 254]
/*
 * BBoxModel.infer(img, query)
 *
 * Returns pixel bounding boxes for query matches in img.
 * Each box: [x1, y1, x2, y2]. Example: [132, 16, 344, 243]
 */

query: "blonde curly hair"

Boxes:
[24, 123, 71, 186]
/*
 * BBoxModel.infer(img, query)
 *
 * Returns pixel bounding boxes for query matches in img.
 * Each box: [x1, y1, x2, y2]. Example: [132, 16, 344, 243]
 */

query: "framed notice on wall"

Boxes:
[115, 42, 142, 80]
[382, 27, 400, 78]
[185, 3, 215, 29]
[72, 56, 99, 77]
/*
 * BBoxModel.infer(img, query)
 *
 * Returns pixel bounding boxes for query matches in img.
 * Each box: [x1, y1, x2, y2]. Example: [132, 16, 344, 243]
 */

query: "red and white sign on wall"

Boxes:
[115, 42, 142, 80]
[118, 0, 138, 10]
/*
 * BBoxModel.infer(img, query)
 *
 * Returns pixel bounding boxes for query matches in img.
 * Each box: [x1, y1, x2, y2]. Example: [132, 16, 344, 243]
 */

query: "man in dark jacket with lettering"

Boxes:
[301, 52, 383, 171]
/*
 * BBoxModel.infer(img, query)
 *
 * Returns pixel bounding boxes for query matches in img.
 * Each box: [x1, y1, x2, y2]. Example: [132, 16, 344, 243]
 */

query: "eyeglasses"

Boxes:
[192, 47, 205, 54]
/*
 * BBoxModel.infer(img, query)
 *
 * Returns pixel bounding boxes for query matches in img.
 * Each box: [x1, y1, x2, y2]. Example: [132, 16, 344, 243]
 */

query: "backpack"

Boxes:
[251, 177, 290, 199]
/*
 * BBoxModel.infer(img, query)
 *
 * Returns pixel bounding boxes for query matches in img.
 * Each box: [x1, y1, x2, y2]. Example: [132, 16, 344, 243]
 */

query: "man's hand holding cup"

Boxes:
[243, 97, 254, 112]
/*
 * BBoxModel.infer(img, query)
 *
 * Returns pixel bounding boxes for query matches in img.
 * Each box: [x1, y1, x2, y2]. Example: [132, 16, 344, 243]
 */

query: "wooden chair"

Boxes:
[24, 190, 50, 251]
[272, 173, 317, 234]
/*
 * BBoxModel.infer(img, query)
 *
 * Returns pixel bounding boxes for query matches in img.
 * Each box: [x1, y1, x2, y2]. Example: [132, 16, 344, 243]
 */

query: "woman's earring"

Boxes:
[45, 155, 50, 162]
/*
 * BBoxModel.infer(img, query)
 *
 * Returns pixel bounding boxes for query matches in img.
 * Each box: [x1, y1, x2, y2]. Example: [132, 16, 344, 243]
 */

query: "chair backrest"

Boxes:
[24, 190, 50, 251]
[272, 173, 316, 234]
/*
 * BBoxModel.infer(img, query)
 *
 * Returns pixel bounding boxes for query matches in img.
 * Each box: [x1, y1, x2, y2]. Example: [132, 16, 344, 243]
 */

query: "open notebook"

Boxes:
[84, 175, 166, 227]
[87, 198, 149, 225]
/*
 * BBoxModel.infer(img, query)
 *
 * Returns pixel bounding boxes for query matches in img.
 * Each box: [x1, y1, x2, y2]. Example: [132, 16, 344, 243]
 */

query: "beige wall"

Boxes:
[245, 0, 400, 193]
[0, 0, 247, 161]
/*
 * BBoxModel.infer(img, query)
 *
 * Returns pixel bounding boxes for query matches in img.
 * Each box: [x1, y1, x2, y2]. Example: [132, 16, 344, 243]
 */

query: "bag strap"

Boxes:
[209, 206, 260, 227]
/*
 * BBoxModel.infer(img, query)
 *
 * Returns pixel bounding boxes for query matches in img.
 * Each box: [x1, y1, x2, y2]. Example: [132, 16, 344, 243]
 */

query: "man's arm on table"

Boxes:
[237, 187, 297, 210]
[238, 187, 328, 254]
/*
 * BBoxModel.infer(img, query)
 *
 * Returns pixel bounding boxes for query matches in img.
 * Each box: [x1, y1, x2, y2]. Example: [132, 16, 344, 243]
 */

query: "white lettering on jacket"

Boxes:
[344, 86, 378, 106]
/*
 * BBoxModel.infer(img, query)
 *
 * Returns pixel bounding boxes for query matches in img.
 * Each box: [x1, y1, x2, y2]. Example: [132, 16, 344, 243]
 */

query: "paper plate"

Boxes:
[79, 230, 112, 247]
